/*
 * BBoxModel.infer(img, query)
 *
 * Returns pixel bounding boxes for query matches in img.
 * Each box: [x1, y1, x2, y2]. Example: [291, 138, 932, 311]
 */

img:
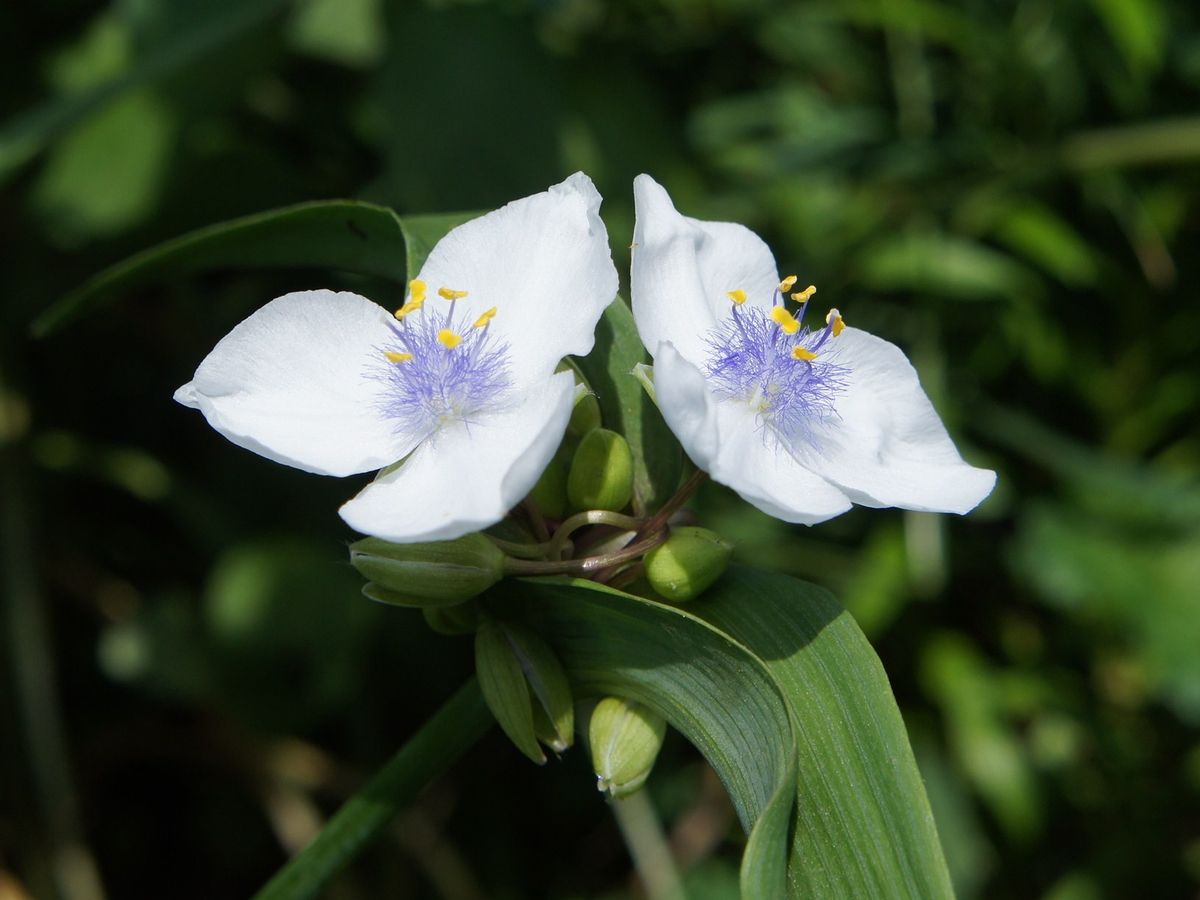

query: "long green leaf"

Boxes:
[252, 678, 492, 900]
[572, 299, 683, 515]
[514, 568, 953, 899]
[0, 0, 290, 183]
[692, 569, 954, 899]
[32, 201, 477, 336]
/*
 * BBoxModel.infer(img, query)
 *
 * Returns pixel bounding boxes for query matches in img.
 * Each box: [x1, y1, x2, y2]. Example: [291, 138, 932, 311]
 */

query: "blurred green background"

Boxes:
[2, 0, 1199, 898]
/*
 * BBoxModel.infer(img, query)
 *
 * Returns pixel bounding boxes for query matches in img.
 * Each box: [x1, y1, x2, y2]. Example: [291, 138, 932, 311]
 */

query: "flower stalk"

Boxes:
[498, 470, 708, 580]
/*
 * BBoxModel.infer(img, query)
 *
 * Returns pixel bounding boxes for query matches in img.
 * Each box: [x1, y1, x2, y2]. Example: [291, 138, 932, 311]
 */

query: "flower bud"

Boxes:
[644, 526, 733, 603]
[529, 457, 568, 519]
[476, 619, 574, 764]
[422, 601, 480, 635]
[568, 392, 602, 437]
[588, 697, 667, 798]
[350, 534, 505, 607]
[567, 428, 633, 512]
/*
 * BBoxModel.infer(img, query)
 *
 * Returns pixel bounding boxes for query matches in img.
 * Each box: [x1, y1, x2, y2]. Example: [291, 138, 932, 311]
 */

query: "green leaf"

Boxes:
[988, 201, 1101, 288]
[32, 90, 176, 244]
[0, 0, 289, 183]
[1087, 0, 1165, 77]
[857, 229, 1041, 301]
[252, 679, 493, 900]
[287, 0, 385, 68]
[515, 567, 953, 899]
[32, 201, 476, 336]
[572, 299, 682, 516]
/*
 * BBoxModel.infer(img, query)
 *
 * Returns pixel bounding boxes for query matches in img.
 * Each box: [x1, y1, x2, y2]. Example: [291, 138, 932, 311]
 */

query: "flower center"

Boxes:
[375, 279, 512, 435]
[703, 278, 847, 446]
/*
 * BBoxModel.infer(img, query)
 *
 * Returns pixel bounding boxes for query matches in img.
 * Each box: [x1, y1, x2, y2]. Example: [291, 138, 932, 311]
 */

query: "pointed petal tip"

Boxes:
[172, 383, 198, 408]
[552, 171, 603, 214]
[633, 173, 672, 211]
[954, 467, 998, 515]
[632, 174, 686, 248]
[557, 169, 597, 192]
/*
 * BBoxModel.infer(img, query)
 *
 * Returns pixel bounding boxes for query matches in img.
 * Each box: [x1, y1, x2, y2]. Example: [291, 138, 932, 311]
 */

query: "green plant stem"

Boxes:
[587, 469, 708, 583]
[486, 535, 554, 559]
[503, 533, 668, 577]
[636, 469, 707, 542]
[548, 509, 642, 560]
[252, 679, 492, 900]
[610, 791, 687, 900]
[521, 498, 552, 543]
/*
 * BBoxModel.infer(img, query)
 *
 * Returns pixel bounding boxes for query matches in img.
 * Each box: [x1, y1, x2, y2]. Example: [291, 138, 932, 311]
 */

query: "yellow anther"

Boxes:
[825, 308, 845, 337]
[438, 287, 469, 301]
[393, 297, 424, 320]
[473, 307, 498, 329]
[409, 279, 427, 302]
[791, 285, 817, 303]
[771, 305, 800, 335]
[779, 275, 798, 292]
[792, 346, 819, 362]
[384, 351, 414, 364]
[727, 289, 747, 306]
[437, 329, 463, 349]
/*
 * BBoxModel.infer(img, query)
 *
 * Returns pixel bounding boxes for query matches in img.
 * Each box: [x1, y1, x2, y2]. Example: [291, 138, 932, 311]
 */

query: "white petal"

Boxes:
[654, 343, 853, 525]
[339, 371, 576, 542]
[792, 328, 996, 514]
[174, 290, 421, 477]
[413, 172, 617, 388]
[631, 174, 781, 368]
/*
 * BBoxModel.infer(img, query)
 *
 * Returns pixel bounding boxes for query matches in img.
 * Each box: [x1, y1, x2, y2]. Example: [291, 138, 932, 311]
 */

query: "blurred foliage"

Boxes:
[2, 0, 1199, 898]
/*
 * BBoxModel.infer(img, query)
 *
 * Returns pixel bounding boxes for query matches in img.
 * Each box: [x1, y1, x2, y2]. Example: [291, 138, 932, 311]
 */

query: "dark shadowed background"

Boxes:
[2, 1, 1199, 898]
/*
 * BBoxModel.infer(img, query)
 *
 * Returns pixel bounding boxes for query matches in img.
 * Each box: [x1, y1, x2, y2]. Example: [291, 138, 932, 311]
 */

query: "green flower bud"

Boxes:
[350, 534, 505, 607]
[567, 428, 633, 512]
[644, 526, 733, 603]
[422, 601, 480, 635]
[529, 457, 568, 519]
[567, 392, 602, 438]
[588, 697, 667, 798]
[476, 619, 574, 764]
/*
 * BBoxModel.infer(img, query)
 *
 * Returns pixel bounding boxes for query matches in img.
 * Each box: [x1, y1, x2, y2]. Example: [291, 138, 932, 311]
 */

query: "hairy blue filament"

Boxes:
[373, 305, 512, 437]
[703, 303, 846, 447]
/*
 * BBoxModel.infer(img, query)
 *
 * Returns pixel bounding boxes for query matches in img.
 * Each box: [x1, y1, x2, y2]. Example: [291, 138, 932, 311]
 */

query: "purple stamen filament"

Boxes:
[372, 296, 512, 438]
[704, 290, 846, 447]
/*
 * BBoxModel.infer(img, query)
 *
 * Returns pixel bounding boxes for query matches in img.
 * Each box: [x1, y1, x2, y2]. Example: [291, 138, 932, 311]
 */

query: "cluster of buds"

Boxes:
[347, 384, 733, 793]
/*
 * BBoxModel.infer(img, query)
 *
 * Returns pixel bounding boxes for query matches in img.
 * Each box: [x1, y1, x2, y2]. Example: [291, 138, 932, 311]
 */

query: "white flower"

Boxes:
[630, 174, 995, 525]
[175, 173, 618, 542]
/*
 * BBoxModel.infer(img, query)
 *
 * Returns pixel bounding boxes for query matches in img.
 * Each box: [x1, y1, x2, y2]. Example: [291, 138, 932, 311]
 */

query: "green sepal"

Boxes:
[422, 602, 480, 636]
[504, 621, 575, 753]
[349, 534, 505, 606]
[475, 618, 546, 765]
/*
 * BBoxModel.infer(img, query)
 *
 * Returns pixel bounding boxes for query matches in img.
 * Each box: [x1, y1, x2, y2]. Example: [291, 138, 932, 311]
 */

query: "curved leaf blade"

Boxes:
[32, 201, 480, 336]
[506, 576, 795, 897]
[692, 568, 954, 899]
[514, 567, 953, 899]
